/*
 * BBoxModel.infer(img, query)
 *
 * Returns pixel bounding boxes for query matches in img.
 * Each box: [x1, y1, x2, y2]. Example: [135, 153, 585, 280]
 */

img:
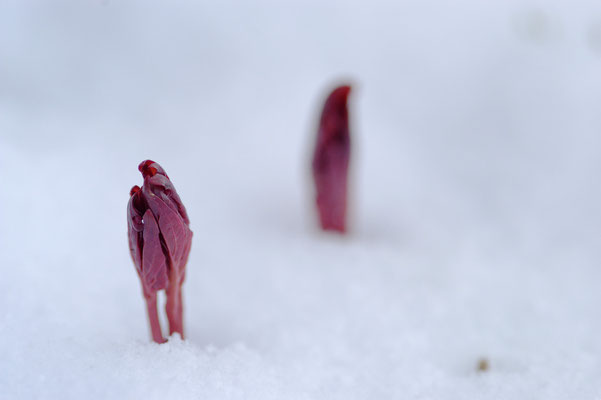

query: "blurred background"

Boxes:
[1, 1, 601, 399]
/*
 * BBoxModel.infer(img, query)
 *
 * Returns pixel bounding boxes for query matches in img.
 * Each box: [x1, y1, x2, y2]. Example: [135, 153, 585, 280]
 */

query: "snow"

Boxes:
[2, 0, 601, 398]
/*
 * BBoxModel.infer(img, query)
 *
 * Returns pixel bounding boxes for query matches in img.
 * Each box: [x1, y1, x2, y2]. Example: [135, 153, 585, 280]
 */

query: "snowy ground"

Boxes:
[2, 1, 601, 399]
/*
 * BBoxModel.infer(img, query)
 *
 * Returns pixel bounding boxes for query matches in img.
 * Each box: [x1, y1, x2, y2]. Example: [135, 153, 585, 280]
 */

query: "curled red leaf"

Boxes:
[127, 160, 192, 343]
[312, 85, 352, 233]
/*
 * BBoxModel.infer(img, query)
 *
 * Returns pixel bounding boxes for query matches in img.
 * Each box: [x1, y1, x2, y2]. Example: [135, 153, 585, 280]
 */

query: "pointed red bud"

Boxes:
[312, 85, 352, 233]
[127, 160, 192, 343]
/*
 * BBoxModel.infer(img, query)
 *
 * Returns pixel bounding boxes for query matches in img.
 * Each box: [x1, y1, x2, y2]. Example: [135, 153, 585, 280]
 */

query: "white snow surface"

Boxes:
[2, 1, 601, 399]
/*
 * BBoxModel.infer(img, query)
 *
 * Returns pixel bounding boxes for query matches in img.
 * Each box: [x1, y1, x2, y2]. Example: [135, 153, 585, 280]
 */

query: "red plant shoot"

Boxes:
[127, 160, 193, 343]
[312, 85, 352, 233]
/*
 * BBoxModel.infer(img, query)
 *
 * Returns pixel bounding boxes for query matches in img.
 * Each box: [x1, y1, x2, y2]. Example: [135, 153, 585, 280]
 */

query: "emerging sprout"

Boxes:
[127, 160, 193, 343]
[312, 85, 352, 233]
